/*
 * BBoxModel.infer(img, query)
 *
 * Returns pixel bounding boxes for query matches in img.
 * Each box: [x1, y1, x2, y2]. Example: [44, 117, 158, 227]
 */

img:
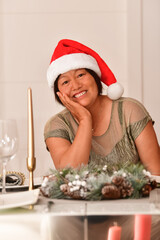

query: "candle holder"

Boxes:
[27, 157, 36, 190]
[26, 88, 36, 190]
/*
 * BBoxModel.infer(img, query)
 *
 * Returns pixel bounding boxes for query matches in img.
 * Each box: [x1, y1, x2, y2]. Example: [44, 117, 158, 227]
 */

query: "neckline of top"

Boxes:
[69, 100, 115, 138]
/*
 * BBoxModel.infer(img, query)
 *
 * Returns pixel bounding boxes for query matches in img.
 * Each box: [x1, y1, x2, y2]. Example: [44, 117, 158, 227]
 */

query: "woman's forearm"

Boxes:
[135, 121, 160, 175]
[57, 118, 93, 168]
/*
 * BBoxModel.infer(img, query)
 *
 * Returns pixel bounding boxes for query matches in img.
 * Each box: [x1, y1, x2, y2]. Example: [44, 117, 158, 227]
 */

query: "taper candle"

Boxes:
[27, 88, 36, 190]
[107, 222, 122, 240]
[134, 215, 151, 240]
[28, 88, 34, 159]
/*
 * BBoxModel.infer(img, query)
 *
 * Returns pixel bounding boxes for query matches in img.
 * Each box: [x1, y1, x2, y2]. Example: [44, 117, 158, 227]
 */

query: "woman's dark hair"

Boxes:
[54, 68, 102, 105]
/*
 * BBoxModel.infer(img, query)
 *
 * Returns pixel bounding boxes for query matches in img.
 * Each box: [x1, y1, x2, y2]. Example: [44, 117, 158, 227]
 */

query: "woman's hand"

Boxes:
[57, 91, 92, 124]
[46, 92, 93, 169]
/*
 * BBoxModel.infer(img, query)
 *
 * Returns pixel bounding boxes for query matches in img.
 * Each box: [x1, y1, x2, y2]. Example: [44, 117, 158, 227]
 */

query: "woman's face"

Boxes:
[57, 68, 99, 108]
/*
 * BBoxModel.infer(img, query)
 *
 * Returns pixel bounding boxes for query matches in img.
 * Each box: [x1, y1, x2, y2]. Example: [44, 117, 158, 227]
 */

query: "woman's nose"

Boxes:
[71, 79, 81, 90]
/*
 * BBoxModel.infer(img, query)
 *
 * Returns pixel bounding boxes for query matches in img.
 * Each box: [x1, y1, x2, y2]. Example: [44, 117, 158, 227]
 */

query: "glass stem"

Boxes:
[2, 161, 7, 194]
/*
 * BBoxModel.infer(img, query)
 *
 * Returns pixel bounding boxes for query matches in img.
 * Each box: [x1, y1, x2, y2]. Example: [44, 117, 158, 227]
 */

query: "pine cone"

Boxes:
[60, 184, 69, 194]
[60, 184, 82, 200]
[112, 176, 134, 198]
[112, 176, 125, 186]
[138, 180, 157, 197]
[150, 180, 157, 190]
[141, 184, 152, 197]
[102, 183, 121, 199]
[70, 190, 82, 199]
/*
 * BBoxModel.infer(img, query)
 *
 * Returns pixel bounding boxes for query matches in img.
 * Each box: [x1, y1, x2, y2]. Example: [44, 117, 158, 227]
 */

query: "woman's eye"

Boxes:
[78, 73, 85, 78]
[62, 80, 69, 85]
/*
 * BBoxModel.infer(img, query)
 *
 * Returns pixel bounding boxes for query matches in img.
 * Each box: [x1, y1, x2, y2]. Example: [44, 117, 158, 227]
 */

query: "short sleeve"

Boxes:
[44, 111, 71, 142]
[123, 98, 152, 140]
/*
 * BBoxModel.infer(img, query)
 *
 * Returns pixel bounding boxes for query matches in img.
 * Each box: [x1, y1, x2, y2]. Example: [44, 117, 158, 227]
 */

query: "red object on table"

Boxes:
[134, 215, 152, 240]
[107, 223, 122, 240]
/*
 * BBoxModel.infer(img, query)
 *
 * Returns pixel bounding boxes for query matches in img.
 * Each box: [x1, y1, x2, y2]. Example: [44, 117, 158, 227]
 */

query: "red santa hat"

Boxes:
[47, 39, 124, 100]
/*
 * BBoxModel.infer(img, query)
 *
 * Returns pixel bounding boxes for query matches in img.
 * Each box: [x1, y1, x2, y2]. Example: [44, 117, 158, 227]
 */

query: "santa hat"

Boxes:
[47, 39, 124, 100]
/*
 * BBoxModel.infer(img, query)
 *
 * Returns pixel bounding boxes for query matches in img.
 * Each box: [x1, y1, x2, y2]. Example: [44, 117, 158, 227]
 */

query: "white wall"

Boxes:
[127, 0, 160, 143]
[0, 0, 159, 178]
[143, 0, 160, 143]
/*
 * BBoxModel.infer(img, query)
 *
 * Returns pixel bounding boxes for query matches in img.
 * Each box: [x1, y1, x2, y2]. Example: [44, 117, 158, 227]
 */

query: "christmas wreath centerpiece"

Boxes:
[40, 162, 157, 200]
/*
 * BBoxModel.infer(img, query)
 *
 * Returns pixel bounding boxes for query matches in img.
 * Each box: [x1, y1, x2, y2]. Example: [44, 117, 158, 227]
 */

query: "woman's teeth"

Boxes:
[74, 91, 86, 98]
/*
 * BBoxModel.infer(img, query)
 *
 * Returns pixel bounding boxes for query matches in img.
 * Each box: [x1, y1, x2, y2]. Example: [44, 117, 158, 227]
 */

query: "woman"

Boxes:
[44, 39, 160, 240]
[44, 39, 160, 175]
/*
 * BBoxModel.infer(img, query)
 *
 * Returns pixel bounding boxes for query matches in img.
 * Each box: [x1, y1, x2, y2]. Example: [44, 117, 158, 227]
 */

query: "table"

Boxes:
[0, 189, 160, 240]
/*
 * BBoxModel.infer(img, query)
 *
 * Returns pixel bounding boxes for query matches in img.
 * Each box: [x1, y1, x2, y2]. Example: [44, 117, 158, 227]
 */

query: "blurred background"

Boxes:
[0, 0, 160, 178]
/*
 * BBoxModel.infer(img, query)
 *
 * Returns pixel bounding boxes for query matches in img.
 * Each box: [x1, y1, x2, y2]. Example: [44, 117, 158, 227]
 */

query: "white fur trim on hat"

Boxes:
[107, 82, 124, 100]
[47, 53, 101, 88]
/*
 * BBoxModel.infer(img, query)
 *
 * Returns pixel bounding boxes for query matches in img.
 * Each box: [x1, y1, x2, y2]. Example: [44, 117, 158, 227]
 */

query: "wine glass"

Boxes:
[0, 119, 18, 194]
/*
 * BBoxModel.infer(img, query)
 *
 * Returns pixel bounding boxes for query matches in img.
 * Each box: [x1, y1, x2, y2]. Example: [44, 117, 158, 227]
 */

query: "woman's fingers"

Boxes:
[57, 92, 79, 109]
[56, 92, 65, 104]
[56, 92, 91, 122]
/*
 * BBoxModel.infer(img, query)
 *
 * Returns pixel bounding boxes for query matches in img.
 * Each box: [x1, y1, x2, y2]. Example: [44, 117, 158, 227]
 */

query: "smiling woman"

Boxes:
[57, 69, 100, 109]
[54, 68, 102, 105]
[44, 39, 160, 174]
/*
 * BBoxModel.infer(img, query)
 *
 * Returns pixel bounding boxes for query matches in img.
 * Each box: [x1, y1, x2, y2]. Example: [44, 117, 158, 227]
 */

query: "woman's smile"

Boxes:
[73, 90, 87, 98]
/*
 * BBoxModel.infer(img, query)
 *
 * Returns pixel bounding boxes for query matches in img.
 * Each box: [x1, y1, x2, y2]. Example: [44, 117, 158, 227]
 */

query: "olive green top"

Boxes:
[44, 97, 152, 166]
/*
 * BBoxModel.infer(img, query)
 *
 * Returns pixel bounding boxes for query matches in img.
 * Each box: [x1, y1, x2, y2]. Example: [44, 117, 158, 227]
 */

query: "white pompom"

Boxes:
[107, 82, 124, 100]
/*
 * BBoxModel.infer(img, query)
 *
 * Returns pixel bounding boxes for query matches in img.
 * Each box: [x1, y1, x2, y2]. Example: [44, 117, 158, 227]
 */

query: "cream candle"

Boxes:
[107, 222, 122, 240]
[134, 215, 152, 240]
[27, 88, 35, 159]
[27, 88, 36, 190]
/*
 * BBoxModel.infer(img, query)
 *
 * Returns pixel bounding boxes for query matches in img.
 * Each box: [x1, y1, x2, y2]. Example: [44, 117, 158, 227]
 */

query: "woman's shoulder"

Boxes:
[47, 108, 71, 123]
[115, 97, 147, 111]
[115, 97, 142, 105]
[115, 97, 151, 121]
[44, 108, 71, 132]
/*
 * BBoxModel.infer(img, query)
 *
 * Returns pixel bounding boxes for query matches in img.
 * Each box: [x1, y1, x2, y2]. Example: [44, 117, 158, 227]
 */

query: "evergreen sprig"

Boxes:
[41, 162, 156, 200]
